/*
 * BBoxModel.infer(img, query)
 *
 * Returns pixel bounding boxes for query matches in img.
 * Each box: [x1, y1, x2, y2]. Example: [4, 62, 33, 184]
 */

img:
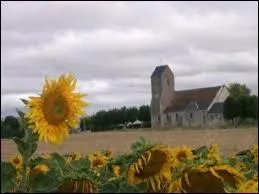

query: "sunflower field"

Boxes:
[1, 74, 258, 193]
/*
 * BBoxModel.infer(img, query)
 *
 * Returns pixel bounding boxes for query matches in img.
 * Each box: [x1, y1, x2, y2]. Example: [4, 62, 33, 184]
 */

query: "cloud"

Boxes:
[1, 1, 258, 116]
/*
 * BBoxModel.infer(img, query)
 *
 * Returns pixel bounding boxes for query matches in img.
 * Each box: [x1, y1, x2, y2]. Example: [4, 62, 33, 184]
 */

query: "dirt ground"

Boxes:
[1, 127, 258, 161]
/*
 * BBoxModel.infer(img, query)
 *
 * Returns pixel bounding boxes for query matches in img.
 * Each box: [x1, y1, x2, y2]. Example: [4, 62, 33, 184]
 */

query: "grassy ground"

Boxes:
[1, 127, 258, 161]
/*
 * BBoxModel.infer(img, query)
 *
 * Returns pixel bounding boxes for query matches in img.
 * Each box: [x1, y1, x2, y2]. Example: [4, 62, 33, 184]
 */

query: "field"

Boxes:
[1, 127, 257, 161]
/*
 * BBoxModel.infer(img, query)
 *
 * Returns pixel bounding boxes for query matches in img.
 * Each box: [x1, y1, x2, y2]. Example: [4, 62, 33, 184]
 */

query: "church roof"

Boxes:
[164, 85, 222, 113]
[208, 102, 224, 114]
[151, 65, 169, 78]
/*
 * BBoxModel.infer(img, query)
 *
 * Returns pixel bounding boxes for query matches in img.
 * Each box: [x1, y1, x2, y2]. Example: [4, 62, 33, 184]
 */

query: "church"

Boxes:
[150, 65, 230, 128]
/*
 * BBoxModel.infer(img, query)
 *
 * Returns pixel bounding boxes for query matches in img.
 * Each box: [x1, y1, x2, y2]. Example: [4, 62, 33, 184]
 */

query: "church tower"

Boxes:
[150, 65, 175, 128]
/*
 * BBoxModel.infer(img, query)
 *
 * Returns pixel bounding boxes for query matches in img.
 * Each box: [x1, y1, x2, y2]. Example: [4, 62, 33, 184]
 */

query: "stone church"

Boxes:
[150, 65, 230, 128]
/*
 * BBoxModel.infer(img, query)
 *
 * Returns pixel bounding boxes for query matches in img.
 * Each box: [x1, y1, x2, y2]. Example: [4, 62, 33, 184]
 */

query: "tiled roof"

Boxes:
[151, 65, 169, 78]
[164, 85, 222, 113]
[208, 102, 224, 113]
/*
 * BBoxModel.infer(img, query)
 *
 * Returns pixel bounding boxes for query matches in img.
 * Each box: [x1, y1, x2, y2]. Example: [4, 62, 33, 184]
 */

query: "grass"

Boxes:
[1, 127, 257, 161]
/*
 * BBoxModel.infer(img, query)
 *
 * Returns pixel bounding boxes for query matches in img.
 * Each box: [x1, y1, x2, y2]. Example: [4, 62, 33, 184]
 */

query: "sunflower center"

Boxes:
[13, 158, 20, 165]
[176, 151, 187, 161]
[43, 93, 69, 125]
[134, 150, 168, 179]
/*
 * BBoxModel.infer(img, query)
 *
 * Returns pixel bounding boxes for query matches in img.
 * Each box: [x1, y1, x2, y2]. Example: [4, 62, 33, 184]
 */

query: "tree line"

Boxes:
[80, 105, 151, 132]
[1, 105, 151, 138]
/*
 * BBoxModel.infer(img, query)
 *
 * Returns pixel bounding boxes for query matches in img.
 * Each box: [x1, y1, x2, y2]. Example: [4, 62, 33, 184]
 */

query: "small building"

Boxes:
[132, 120, 144, 128]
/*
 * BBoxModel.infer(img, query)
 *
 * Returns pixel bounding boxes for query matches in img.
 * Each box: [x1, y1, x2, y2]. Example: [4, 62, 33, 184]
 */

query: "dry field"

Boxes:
[1, 127, 258, 161]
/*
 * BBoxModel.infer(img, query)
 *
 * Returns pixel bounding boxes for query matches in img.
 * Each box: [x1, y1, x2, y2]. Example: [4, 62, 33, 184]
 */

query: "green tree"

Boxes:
[126, 107, 139, 122]
[223, 96, 241, 127]
[138, 105, 151, 122]
[1, 116, 24, 138]
[228, 83, 251, 98]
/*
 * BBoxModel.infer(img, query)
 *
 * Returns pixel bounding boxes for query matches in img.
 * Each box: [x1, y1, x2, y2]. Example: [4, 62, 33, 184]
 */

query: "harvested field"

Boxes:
[1, 127, 258, 161]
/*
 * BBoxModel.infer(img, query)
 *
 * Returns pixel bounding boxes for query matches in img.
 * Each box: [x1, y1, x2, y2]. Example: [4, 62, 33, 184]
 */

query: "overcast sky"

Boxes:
[1, 1, 258, 117]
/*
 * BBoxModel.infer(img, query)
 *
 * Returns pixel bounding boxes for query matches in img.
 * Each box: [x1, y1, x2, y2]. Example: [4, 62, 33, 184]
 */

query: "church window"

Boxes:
[158, 115, 160, 121]
[203, 115, 206, 123]
[190, 113, 193, 119]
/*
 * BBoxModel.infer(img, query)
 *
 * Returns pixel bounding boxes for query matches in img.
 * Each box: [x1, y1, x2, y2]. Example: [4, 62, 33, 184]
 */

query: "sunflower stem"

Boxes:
[19, 156, 29, 192]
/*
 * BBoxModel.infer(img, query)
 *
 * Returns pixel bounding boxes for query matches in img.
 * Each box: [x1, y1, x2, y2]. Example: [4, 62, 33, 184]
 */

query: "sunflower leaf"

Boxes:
[1, 161, 18, 193]
[20, 98, 29, 105]
[29, 168, 62, 193]
[12, 137, 27, 157]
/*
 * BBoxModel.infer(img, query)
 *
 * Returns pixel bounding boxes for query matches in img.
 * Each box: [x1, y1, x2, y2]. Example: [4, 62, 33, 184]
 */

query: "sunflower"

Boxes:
[30, 164, 49, 177]
[88, 153, 108, 169]
[236, 179, 258, 193]
[180, 167, 226, 193]
[57, 179, 97, 193]
[168, 145, 194, 168]
[210, 164, 245, 189]
[66, 152, 82, 163]
[111, 165, 121, 177]
[127, 145, 171, 192]
[104, 150, 112, 158]
[207, 144, 222, 164]
[10, 154, 23, 169]
[26, 73, 88, 145]
[250, 144, 258, 163]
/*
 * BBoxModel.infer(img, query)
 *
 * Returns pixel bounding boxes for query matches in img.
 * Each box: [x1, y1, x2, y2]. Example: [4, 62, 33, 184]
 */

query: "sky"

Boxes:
[1, 1, 258, 117]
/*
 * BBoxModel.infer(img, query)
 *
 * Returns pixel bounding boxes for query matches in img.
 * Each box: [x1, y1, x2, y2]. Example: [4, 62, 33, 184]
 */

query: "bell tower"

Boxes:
[150, 65, 175, 128]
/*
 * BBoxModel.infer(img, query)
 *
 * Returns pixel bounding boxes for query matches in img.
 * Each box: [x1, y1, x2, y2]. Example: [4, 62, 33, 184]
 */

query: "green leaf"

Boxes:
[24, 128, 39, 158]
[1, 161, 18, 193]
[12, 137, 27, 156]
[20, 98, 29, 105]
[12, 127, 38, 159]
[16, 109, 28, 129]
[29, 169, 62, 193]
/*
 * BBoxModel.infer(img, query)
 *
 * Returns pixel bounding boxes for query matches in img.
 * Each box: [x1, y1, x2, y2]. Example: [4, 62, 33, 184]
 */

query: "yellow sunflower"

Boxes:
[168, 145, 194, 168]
[57, 179, 97, 193]
[30, 164, 49, 177]
[127, 145, 171, 192]
[237, 179, 258, 193]
[111, 165, 121, 177]
[180, 167, 226, 193]
[210, 164, 245, 190]
[250, 144, 258, 163]
[66, 152, 82, 163]
[207, 144, 222, 164]
[88, 153, 108, 169]
[104, 150, 112, 158]
[10, 154, 23, 169]
[26, 73, 88, 145]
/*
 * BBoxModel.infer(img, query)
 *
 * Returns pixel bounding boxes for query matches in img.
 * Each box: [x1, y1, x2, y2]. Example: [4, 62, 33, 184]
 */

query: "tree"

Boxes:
[223, 96, 241, 127]
[138, 105, 151, 122]
[224, 82, 257, 127]
[126, 107, 139, 122]
[1, 116, 24, 138]
[228, 83, 251, 98]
